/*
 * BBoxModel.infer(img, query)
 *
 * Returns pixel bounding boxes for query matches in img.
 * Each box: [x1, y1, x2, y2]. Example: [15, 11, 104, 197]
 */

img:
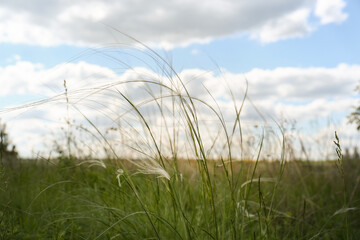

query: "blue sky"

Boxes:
[0, 0, 359, 158]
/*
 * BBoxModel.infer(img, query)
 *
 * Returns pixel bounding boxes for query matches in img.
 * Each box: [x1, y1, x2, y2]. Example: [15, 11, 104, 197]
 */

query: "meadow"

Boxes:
[1, 40, 359, 239]
[1, 156, 359, 239]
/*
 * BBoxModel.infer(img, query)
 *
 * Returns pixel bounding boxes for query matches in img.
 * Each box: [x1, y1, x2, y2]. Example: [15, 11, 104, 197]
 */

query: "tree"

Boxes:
[0, 120, 18, 168]
[348, 84, 360, 130]
[0, 121, 10, 155]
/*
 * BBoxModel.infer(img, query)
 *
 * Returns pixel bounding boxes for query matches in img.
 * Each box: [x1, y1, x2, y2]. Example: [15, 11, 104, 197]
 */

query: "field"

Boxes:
[1, 155, 359, 239]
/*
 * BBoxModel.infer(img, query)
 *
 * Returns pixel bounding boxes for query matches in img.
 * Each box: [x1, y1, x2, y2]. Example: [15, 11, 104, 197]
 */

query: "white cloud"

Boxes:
[0, 0, 349, 47]
[315, 0, 348, 24]
[1, 60, 359, 158]
[0, 61, 45, 95]
[0, 60, 119, 97]
[58, 2, 109, 22]
[273, 98, 353, 121]
[250, 8, 313, 43]
[243, 63, 360, 101]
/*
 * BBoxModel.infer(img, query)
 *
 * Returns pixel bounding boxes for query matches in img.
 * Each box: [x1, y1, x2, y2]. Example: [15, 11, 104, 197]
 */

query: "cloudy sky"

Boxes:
[0, 0, 359, 159]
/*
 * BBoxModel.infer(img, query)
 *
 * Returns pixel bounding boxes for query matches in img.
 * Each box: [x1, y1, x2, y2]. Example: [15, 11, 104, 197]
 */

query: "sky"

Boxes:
[0, 0, 359, 159]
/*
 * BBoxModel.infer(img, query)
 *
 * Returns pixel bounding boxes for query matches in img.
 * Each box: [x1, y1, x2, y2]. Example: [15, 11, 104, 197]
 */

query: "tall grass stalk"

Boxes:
[334, 131, 349, 240]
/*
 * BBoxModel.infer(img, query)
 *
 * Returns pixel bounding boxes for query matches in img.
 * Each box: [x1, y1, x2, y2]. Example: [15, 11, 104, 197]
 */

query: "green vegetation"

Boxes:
[1, 39, 359, 239]
[1, 157, 359, 239]
[348, 83, 360, 130]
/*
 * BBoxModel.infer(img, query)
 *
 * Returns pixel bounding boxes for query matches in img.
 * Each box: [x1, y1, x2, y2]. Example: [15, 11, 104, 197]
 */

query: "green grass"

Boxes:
[1, 36, 359, 239]
[1, 157, 359, 239]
